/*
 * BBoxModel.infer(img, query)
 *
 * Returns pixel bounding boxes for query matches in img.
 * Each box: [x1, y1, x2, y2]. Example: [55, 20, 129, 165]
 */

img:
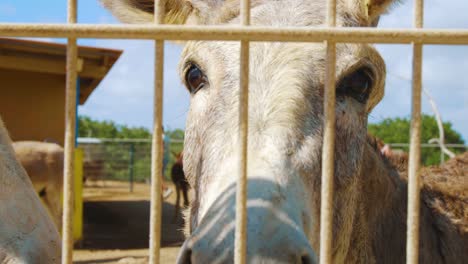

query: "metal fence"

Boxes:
[388, 143, 467, 165]
[78, 138, 184, 189]
[1, 0, 468, 263]
[77, 140, 466, 188]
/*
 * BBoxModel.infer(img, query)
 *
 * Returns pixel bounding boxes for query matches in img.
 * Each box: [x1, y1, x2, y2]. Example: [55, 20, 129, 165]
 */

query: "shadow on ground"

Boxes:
[74, 256, 143, 264]
[80, 200, 186, 249]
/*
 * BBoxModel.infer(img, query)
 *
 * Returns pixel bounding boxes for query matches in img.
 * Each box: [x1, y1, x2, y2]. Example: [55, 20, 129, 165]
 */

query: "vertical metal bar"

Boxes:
[240, 0, 251, 25]
[149, 1, 165, 263]
[320, 0, 336, 263]
[235, 0, 250, 264]
[407, 1, 424, 263]
[129, 143, 135, 193]
[62, 0, 77, 263]
[326, 0, 336, 26]
[414, 0, 424, 29]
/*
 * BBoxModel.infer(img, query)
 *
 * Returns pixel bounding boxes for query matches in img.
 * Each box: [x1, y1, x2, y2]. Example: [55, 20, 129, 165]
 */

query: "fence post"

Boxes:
[128, 143, 135, 193]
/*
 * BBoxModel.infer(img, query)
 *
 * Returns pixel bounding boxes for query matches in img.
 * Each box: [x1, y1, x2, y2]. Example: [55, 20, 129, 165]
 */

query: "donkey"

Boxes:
[371, 135, 409, 171]
[171, 151, 189, 221]
[0, 118, 61, 263]
[103, 0, 467, 263]
[13, 141, 64, 231]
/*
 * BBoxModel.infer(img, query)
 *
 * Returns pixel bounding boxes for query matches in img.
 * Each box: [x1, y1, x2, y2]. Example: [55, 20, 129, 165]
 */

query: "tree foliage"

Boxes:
[78, 115, 151, 139]
[368, 114, 466, 165]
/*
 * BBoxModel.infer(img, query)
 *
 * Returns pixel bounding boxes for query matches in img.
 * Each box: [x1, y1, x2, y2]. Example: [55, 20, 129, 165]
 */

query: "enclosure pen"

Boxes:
[62, 0, 78, 263]
[1, 0, 467, 263]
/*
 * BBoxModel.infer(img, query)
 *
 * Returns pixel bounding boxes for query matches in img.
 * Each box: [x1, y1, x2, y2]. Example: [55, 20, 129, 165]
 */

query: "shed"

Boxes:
[0, 37, 122, 145]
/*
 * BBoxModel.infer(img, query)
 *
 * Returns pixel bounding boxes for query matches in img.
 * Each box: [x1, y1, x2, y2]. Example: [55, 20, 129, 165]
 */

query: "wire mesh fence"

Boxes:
[78, 138, 183, 185]
[388, 143, 467, 165]
[78, 138, 466, 187]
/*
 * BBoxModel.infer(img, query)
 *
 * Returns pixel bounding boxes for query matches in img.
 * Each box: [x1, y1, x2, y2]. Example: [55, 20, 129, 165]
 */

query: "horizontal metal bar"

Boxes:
[1, 24, 468, 44]
[77, 137, 184, 144]
[76, 140, 467, 148]
[388, 143, 467, 148]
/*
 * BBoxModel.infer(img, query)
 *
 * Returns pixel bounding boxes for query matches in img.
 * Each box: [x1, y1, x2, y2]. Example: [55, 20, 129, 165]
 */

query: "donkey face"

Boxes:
[103, 0, 396, 263]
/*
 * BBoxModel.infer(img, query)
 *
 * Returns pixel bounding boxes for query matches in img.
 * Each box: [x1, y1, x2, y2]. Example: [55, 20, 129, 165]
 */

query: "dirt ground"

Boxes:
[73, 180, 185, 264]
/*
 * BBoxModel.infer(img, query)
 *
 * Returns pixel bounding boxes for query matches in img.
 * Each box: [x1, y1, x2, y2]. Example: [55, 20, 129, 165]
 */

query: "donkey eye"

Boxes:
[185, 65, 207, 94]
[337, 67, 374, 103]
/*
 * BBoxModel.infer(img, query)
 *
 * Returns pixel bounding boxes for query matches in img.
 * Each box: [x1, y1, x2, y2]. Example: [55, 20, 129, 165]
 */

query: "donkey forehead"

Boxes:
[190, 0, 372, 26]
[180, 1, 386, 111]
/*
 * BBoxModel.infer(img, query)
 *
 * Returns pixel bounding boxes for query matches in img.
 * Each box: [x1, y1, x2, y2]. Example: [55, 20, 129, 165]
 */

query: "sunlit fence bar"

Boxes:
[407, 0, 424, 263]
[234, 0, 251, 263]
[1, 24, 468, 44]
[319, 0, 337, 262]
[62, 0, 78, 263]
[148, 0, 166, 263]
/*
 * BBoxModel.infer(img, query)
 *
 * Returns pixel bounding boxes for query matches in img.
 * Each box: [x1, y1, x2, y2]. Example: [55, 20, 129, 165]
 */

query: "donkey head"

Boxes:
[103, 0, 397, 263]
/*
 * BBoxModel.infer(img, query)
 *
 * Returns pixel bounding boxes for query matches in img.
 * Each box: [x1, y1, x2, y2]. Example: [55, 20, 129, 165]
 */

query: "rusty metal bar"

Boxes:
[320, 1, 337, 263]
[235, 0, 250, 263]
[62, 0, 77, 263]
[1, 24, 468, 44]
[406, 0, 424, 263]
[149, 1, 166, 263]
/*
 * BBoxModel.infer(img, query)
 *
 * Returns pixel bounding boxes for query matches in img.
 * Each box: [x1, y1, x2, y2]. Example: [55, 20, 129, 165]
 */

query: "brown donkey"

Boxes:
[171, 151, 190, 221]
[13, 141, 64, 231]
[103, 0, 467, 263]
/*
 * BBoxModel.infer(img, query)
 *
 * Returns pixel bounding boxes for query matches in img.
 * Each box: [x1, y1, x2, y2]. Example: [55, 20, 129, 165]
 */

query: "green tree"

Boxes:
[78, 116, 119, 138]
[368, 115, 466, 165]
[118, 126, 151, 139]
[78, 115, 151, 139]
[166, 128, 185, 141]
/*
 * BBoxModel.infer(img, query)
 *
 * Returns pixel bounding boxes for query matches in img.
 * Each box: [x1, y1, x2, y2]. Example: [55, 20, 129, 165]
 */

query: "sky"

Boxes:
[0, 0, 467, 141]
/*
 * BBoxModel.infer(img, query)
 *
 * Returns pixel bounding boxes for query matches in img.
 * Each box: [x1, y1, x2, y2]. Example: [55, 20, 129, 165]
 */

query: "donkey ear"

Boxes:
[344, 0, 399, 26]
[366, 0, 399, 23]
[101, 0, 194, 24]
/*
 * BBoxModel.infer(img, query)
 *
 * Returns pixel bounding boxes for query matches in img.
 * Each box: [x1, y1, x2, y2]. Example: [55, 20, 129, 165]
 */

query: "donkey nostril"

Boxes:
[179, 249, 192, 264]
[301, 254, 315, 264]
[185, 250, 192, 264]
